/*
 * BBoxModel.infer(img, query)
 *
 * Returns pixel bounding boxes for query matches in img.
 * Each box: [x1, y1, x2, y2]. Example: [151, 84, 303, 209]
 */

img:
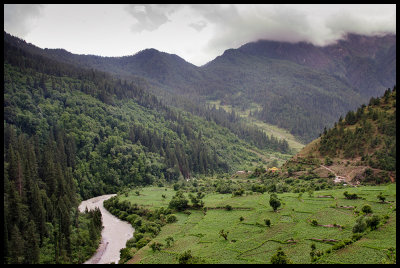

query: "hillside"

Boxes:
[284, 87, 396, 185]
[3, 33, 291, 263]
[4, 32, 395, 143]
[105, 183, 396, 264]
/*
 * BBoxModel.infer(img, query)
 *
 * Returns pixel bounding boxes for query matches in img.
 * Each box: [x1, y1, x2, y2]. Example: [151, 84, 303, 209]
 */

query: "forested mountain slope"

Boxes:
[4, 32, 395, 143]
[284, 87, 396, 184]
[4, 33, 288, 263]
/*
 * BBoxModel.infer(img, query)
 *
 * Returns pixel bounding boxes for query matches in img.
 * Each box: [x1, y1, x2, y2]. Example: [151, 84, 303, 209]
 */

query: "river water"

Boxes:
[78, 194, 134, 264]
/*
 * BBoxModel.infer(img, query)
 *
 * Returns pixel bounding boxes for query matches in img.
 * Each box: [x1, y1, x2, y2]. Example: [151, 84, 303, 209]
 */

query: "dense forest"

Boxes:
[4, 32, 395, 143]
[318, 87, 396, 172]
[3, 31, 290, 264]
[281, 86, 396, 186]
[3, 123, 103, 263]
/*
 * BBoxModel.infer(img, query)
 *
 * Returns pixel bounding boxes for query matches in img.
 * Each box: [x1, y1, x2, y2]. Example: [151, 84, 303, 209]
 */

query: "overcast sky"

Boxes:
[4, 4, 396, 66]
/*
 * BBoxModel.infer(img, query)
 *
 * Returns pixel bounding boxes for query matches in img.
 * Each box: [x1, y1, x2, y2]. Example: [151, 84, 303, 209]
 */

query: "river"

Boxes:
[78, 194, 135, 264]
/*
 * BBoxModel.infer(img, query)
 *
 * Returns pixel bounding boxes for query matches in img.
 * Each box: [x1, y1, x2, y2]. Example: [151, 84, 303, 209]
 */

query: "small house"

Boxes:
[268, 167, 279, 172]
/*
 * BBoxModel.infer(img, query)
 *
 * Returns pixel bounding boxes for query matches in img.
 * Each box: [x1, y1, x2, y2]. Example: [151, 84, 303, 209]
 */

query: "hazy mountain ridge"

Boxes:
[4, 31, 395, 143]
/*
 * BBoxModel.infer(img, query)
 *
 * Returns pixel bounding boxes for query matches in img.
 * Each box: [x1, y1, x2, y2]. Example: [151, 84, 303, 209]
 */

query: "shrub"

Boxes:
[325, 157, 333, 166]
[168, 191, 189, 211]
[126, 214, 139, 225]
[126, 237, 136, 248]
[352, 233, 363, 241]
[251, 184, 267, 194]
[150, 242, 163, 252]
[377, 192, 386, 203]
[344, 191, 358, 200]
[366, 215, 380, 230]
[343, 239, 352, 245]
[219, 229, 229, 240]
[232, 188, 245, 197]
[269, 195, 281, 212]
[239, 216, 244, 222]
[225, 204, 233, 211]
[119, 248, 134, 264]
[264, 218, 271, 227]
[136, 237, 152, 249]
[166, 214, 177, 223]
[311, 219, 318, 226]
[361, 204, 373, 214]
[165, 236, 174, 247]
[270, 247, 292, 264]
[173, 183, 180, 191]
[332, 241, 346, 251]
[352, 216, 367, 233]
[178, 250, 195, 264]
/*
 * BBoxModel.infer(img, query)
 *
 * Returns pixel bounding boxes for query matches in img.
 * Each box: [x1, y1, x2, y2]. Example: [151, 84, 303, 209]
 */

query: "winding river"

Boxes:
[78, 194, 134, 264]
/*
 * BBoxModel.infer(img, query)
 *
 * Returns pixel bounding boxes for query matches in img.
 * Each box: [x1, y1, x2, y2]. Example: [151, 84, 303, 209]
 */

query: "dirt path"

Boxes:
[320, 165, 350, 184]
[79, 194, 134, 264]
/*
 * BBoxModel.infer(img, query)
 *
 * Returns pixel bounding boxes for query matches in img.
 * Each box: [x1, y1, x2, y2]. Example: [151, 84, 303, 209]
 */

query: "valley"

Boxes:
[3, 28, 395, 265]
[108, 183, 396, 264]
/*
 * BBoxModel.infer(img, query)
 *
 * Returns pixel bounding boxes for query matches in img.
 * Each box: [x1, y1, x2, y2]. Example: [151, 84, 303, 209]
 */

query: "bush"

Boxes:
[169, 191, 189, 211]
[377, 192, 386, 203]
[219, 229, 229, 240]
[344, 191, 358, 200]
[136, 237, 152, 249]
[352, 216, 367, 233]
[269, 195, 281, 212]
[264, 218, 271, 227]
[225, 204, 233, 211]
[178, 250, 195, 264]
[173, 183, 180, 191]
[361, 204, 373, 214]
[270, 247, 292, 264]
[251, 184, 267, 194]
[166, 214, 177, 223]
[325, 157, 333, 166]
[126, 237, 136, 248]
[165, 236, 174, 247]
[126, 214, 140, 225]
[119, 248, 133, 264]
[150, 242, 163, 252]
[311, 219, 318, 226]
[332, 241, 346, 251]
[232, 188, 245, 197]
[352, 233, 363, 241]
[366, 215, 380, 230]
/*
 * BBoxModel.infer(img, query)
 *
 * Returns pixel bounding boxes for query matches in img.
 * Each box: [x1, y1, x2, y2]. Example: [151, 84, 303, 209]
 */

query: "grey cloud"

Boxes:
[125, 4, 183, 32]
[188, 20, 207, 32]
[324, 9, 396, 40]
[190, 4, 395, 58]
[4, 4, 45, 37]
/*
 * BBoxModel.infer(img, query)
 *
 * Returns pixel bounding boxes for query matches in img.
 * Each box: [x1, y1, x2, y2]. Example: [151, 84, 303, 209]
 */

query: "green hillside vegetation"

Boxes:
[207, 99, 305, 153]
[3, 31, 396, 265]
[4, 32, 395, 144]
[106, 182, 396, 264]
[4, 39, 287, 199]
[284, 87, 396, 185]
[4, 34, 289, 264]
[3, 32, 290, 155]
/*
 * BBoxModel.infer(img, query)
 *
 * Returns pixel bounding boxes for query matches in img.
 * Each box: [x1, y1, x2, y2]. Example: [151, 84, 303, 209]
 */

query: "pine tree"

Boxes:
[24, 220, 40, 264]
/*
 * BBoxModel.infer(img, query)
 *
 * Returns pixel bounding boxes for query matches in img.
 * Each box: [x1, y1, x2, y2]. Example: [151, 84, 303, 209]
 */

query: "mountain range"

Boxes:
[4, 31, 396, 143]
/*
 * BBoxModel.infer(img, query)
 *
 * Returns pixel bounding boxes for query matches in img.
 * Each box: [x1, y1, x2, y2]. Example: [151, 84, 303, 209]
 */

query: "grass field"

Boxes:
[207, 100, 305, 153]
[116, 182, 396, 264]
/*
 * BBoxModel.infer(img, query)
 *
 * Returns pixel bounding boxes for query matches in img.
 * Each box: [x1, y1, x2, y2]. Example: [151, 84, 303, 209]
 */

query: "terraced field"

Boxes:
[116, 183, 396, 264]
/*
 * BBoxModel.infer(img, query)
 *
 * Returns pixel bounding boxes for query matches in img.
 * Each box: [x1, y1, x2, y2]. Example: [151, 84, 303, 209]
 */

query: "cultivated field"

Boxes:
[118, 183, 396, 264]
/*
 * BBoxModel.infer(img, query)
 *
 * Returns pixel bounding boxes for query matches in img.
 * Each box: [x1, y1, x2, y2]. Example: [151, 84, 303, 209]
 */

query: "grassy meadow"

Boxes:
[117, 183, 396, 264]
